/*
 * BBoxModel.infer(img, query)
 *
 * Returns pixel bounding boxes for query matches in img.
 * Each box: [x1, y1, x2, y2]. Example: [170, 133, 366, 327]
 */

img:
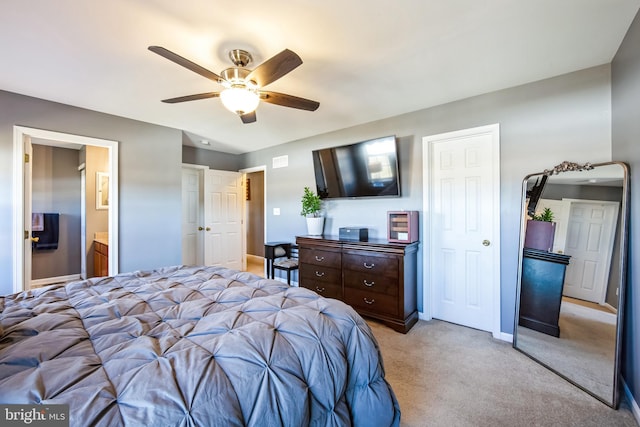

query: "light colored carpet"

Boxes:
[517, 302, 616, 401]
[369, 319, 637, 427]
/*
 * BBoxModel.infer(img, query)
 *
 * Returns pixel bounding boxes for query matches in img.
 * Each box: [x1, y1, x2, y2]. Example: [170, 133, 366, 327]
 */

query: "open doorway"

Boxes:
[12, 126, 118, 293]
[242, 166, 266, 277]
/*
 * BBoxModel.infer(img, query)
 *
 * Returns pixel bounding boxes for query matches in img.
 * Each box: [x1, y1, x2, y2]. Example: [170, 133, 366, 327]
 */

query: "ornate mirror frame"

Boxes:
[513, 161, 630, 408]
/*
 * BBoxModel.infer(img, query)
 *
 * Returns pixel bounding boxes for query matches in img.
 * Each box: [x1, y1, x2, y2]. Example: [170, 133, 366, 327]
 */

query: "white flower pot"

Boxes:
[306, 217, 325, 236]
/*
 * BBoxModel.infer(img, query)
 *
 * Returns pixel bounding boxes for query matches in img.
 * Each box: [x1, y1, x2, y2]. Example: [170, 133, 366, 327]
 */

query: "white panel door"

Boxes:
[204, 170, 244, 270]
[427, 126, 499, 333]
[562, 201, 618, 303]
[181, 167, 203, 265]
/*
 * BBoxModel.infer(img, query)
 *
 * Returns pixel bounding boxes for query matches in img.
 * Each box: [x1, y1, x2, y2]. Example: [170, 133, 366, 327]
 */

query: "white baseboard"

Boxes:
[31, 273, 81, 288]
[603, 302, 618, 314]
[418, 312, 513, 343]
[497, 332, 513, 343]
[246, 254, 263, 263]
[623, 378, 640, 424]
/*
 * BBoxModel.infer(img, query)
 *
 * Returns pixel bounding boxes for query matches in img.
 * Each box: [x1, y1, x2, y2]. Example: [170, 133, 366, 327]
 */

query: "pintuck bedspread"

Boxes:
[0, 265, 400, 427]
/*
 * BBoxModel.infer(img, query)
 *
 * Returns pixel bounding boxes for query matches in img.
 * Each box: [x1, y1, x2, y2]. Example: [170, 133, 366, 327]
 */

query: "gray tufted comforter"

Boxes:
[0, 265, 400, 426]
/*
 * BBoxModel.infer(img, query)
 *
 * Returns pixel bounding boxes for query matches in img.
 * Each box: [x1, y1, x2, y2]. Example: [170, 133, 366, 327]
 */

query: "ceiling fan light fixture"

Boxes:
[220, 86, 260, 115]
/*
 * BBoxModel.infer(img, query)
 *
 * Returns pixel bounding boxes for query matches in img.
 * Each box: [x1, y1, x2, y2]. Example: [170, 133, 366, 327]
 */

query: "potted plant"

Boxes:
[524, 207, 556, 252]
[301, 186, 324, 235]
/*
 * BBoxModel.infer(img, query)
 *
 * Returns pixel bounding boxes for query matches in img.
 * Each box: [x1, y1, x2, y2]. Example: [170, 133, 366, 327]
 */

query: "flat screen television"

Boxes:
[312, 135, 400, 199]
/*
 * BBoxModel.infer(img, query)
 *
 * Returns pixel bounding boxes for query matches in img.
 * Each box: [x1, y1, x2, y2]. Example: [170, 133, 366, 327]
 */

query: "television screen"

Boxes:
[312, 135, 400, 199]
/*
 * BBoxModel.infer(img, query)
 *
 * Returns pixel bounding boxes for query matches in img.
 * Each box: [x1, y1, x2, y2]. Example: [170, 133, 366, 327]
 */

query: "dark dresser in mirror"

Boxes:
[513, 161, 630, 408]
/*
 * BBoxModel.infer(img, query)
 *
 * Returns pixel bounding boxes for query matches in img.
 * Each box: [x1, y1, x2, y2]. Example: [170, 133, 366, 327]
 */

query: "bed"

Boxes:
[0, 265, 400, 426]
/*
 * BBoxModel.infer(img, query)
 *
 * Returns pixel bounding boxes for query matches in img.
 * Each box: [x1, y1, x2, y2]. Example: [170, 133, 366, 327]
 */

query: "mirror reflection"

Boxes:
[514, 161, 629, 408]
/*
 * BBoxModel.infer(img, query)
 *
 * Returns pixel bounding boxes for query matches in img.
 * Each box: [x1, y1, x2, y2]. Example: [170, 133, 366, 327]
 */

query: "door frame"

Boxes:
[181, 163, 207, 265]
[12, 126, 119, 293]
[421, 123, 502, 339]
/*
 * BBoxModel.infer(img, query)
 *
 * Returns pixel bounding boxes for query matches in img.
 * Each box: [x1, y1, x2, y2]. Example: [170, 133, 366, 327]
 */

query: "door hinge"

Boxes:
[24, 230, 29, 240]
[24, 153, 30, 163]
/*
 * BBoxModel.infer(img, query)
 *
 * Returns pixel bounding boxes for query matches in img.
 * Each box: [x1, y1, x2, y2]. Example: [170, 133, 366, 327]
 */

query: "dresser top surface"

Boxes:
[296, 235, 418, 251]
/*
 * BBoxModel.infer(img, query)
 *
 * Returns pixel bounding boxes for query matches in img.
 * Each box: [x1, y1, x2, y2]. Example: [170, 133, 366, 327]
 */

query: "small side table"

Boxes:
[264, 241, 291, 279]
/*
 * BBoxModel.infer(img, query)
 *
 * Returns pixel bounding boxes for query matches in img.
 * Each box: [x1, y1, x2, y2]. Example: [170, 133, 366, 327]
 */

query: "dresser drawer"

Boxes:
[343, 270, 398, 296]
[344, 288, 398, 317]
[300, 247, 341, 268]
[300, 280, 342, 299]
[300, 264, 341, 283]
[343, 253, 398, 277]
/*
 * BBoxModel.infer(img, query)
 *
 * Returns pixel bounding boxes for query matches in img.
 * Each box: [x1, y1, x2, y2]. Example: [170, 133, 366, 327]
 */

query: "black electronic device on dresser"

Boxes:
[338, 227, 368, 241]
[296, 235, 419, 333]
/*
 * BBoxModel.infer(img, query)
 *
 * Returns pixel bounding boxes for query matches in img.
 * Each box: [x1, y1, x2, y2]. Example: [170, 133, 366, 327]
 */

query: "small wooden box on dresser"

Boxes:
[296, 235, 419, 333]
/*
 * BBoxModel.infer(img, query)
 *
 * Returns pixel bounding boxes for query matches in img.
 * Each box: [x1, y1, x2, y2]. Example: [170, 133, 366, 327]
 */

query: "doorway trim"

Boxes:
[12, 126, 119, 293]
[421, 123, 502, 339]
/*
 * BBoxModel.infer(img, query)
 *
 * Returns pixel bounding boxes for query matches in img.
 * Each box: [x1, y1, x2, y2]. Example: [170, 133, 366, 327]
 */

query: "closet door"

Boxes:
[181, 167, 204, 265]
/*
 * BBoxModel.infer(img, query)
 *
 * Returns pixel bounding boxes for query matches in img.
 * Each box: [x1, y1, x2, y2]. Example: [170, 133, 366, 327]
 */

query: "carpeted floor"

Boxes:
[368, 319, 638, 427]
[243, 262, 636, 425]
[517, 302, 616, 401]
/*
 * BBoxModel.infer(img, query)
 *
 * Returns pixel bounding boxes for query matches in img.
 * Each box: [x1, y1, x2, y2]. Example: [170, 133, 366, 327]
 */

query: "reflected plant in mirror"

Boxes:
[513, 161, 630, 408]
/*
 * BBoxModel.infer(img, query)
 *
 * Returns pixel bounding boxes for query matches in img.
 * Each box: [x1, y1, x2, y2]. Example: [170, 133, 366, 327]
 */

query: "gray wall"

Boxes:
[31, 145, 81, 279]
[612, 8, 640, 412]
[240, 64, 613, 334]
[182, 145, 241, 171]
[0, 90, 183, 295]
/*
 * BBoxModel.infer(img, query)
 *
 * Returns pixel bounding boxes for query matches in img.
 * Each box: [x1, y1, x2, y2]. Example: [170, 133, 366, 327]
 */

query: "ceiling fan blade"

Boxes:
[240, 111, 257, 124]
[161, 92, 220, 103]
[246, 49, 302, 88]
[149, 46, 221, 82]
[260, 91, 320, 111]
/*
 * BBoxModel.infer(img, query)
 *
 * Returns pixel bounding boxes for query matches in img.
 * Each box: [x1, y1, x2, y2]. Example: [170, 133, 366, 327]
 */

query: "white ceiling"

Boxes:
[1, 1, 638, 154]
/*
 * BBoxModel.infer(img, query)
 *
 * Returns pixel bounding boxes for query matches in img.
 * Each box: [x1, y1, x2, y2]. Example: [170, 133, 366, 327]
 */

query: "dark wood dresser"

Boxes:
[519, 248, 571, 337]
[296, 235, 419, 333]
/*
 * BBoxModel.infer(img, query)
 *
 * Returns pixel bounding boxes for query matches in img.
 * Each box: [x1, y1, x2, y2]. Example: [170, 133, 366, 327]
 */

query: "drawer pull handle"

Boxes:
[315, 271, 325, 277]
[363, 297, 375, 305]
[315, 256, 325, 262]
[363, 280, 374, 287]
[363, 262, 375, 269]
[315, 287, 325, 293]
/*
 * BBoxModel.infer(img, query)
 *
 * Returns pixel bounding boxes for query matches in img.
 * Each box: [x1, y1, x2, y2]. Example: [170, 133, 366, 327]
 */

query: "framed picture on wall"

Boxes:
[96, 172, 109, 210]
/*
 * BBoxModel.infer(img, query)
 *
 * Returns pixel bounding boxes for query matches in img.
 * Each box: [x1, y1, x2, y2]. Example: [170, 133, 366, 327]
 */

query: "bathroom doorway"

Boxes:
[13, 126, 118, 293]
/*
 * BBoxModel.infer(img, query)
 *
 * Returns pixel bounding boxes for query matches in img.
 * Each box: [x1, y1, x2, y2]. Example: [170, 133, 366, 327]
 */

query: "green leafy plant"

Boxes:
[300, 186, 322, 217]
[531, 207, 554, 222]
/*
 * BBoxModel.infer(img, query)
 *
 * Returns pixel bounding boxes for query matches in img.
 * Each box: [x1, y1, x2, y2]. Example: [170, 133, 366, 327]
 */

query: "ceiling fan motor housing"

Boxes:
[220, 67, 256, 89]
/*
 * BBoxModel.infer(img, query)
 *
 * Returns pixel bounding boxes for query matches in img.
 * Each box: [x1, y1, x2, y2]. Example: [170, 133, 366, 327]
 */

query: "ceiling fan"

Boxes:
[148, 46, 320, 124]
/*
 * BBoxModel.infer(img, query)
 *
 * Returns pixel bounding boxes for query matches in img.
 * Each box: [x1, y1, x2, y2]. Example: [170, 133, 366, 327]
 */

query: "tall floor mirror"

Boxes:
[513, 161, 629, 408]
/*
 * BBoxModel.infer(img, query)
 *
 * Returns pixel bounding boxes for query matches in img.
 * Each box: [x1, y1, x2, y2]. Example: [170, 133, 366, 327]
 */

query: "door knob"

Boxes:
[205, 227, 211, 231]
[198, 226, 204, 231]
[30, 236, 40, 243]
[482, 239, 491, 246]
